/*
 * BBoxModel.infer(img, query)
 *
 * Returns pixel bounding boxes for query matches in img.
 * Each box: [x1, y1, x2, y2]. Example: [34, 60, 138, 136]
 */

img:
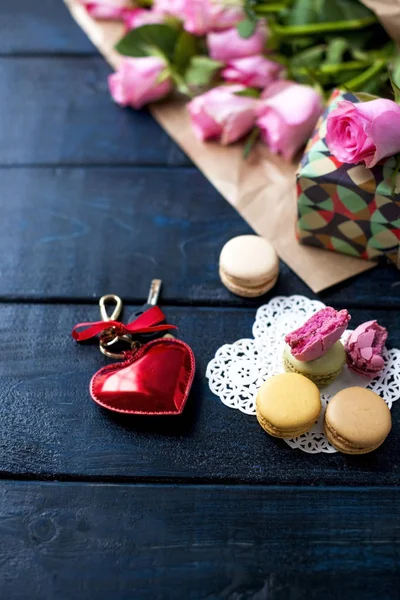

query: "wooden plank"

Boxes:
[0, 57, 190, 166]
[0, 303, 399, 485]
[1, 480, 400, 599]
[0, 166, 398, 307]
[0, 0, 96, 55]
[0, 167, 251, 303]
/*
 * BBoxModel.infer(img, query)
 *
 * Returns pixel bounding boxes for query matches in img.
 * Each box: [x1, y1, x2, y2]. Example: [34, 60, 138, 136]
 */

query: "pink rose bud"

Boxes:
[108, 57, 172, 109]
[207, 22, 267, 61]
[123, 8, 164, 30]
[326, 99, 400, 168]
[256, 80, 323, 160]
[222, 55, 283, 89]
[182, 0, 243, 36]
[345, 320, 388, 377]
[187, 85, 257, 145]
[80, 0, 128, 20]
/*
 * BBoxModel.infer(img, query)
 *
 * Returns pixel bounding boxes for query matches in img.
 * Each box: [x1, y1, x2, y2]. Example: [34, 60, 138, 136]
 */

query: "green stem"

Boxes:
[295, 60, 371, 77]
[243, 128, 260, 160]
[170, 70, 192, 98]
[344, 59, 386, 91]
[255, 3, 290, 13]
[271, 16, 377, 37]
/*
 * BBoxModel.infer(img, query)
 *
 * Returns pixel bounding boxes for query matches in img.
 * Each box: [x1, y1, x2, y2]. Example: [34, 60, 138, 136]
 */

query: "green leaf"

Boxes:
[173, 31, 198, 73]
[391, 52, 400, 82]
[243, 128, 260, 160]
[115, 24, 179, 61]
[325, 37, 348, 65]
[243, 0, 257, 20]
[353, 92, 380, 103]
[237, 17, 257, 39]
[235, 88, 261, 98]
[362, 72, 389, 95]
[285, 0, 375, 26]
[391, 76, 400, 104]
[290, 45, 326, 69]
[285, 0, 318, 26]
[170, 71, 192, 97]
[185, 56, 223, 87]
[390, 52, 400, 103]
[344, 59, 386, 92]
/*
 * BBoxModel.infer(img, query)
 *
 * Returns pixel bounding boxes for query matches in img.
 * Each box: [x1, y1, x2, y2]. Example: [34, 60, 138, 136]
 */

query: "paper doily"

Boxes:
[206, 295, 400, 454]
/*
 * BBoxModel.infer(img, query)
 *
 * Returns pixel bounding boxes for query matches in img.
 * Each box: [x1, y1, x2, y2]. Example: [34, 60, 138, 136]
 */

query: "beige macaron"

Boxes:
[324, 387, 392, 454]
[219, 235, 279, 297]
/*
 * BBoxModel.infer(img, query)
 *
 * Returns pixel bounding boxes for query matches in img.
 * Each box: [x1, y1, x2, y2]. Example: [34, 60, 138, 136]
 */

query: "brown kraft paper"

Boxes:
[361, 0, 400, 43]
[64, 0, 379, 292]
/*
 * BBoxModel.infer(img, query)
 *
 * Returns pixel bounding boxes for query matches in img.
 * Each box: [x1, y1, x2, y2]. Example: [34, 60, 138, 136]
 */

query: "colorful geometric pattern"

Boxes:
[296, 90, 400, 264]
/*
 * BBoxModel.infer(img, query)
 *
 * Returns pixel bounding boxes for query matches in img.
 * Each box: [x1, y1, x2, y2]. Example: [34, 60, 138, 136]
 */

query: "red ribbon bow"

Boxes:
[72, 306, 176, 342]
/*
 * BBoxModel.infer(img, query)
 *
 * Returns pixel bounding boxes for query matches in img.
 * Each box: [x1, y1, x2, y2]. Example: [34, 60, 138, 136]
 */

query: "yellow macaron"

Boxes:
[324, 387, 392, 454]
[256, 373, 321, 439]
[219, 235, 279, 298]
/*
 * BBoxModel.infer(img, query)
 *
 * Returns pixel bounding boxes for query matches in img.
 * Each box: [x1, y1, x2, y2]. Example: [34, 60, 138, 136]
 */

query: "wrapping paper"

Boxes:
[362, 0, 400, 43]
[297, 91, 400, 265]
[64, 0, 380, 292]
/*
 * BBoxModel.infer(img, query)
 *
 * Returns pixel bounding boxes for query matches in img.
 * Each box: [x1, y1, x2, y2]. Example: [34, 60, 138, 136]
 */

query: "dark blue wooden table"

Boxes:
[1, 2, 400, 598]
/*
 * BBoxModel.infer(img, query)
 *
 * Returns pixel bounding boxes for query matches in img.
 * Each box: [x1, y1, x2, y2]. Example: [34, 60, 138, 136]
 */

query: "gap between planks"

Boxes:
[0, 298, 398, 310]
[0, 473, 399, 492]
[0, 163, 195, 170]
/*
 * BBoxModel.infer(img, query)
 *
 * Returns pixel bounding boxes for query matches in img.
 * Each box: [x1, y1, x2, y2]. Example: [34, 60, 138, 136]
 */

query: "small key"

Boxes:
[128, 279, 167, 342]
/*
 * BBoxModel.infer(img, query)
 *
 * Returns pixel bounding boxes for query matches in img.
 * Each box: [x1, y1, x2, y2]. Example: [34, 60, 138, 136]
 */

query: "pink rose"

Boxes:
[207, 22, 267, 61]
[153, 0, 185, 18]
[222, 55, 283, 89]
[326, 99, 400, 168]
[188, 85, 257, 145]
[108, 57, 172, 109]
[256, 81, 323, 160]
[182, 0, 243, 36]
[80, 0, 128, 20]
[153, 0, 243, 33]
[123, 8, 164, 30]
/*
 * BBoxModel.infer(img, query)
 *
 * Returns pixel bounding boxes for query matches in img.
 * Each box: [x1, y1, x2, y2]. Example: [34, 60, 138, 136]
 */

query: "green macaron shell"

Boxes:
[283, 341, 346, 388]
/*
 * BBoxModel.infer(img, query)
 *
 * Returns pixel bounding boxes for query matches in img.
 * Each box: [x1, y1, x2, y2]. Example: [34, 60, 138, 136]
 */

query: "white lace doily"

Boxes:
[206, 295, 400, 454]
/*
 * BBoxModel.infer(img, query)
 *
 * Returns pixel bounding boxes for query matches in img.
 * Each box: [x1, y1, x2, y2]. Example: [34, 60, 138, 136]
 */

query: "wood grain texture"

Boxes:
[0, 167, 398, 306]
[0, 57, 190, 166]
[1, 480, 400, 600]
[0, 303, 399, 485]
[0, 0, 96, 55]
[1, 3, 398, 596]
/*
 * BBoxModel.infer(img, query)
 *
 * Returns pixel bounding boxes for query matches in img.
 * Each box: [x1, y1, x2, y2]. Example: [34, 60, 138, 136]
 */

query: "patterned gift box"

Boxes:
[296, 90, 400, 265]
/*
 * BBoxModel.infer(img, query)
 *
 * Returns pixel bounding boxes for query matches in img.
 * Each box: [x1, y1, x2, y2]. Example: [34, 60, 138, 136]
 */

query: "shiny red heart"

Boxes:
[90, 338, 195, 415]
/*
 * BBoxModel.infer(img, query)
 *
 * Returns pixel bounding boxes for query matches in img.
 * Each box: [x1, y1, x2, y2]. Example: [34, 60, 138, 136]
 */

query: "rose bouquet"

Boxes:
[68, 0, 400, 289]
[78, 0, 400, 163]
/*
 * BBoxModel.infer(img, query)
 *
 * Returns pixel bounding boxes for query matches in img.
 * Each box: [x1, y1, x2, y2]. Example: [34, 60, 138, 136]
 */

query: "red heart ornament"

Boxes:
[90, 338, 195, 415]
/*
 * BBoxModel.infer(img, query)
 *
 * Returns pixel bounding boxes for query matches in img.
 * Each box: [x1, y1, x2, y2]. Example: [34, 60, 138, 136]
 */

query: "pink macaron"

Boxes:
[345, 320, 387, 377]
[285, 307, 351, 362]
